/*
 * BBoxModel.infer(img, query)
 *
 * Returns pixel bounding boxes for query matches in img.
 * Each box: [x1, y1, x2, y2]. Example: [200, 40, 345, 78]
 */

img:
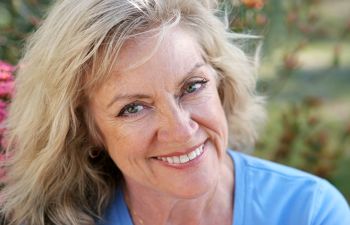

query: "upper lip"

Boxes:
[152, 142, 205, 158]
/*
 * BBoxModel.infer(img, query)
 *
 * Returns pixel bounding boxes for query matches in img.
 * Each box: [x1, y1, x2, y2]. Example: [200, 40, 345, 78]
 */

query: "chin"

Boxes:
[164, 178, 219, 200]
[158, 154, 221, 200]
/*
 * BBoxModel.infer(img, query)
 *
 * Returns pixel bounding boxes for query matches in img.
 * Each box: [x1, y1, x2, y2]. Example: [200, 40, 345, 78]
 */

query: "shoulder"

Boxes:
[230, 149, 318, 179]
[229, 150, 350, 225]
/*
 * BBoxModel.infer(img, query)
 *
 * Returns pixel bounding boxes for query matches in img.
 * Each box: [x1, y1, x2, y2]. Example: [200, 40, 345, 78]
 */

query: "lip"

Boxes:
[151, 140, 207, 169]
[152, 142, 205, 158]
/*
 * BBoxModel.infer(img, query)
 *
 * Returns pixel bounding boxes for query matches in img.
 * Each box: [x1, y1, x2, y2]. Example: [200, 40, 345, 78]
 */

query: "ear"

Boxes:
[83, 106, 106, 149]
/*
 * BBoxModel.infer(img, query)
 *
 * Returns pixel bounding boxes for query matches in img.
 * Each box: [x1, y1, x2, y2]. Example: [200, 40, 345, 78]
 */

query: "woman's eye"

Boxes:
[183, 79, 208, 95]
[118, 103, 145, 117]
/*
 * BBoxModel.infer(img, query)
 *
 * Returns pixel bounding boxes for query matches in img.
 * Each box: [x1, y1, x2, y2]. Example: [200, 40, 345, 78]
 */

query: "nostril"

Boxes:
[189, 119, 198, 130]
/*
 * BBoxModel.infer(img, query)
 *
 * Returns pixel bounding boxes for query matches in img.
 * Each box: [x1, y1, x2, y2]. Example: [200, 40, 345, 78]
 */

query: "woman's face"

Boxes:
[90, 27, 228, 198]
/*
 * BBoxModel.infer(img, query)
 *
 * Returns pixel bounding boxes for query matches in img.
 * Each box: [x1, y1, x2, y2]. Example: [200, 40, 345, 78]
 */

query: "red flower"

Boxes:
[256, 14, 268, 25]
[241, 0, 266, 9]
[283, 53, 300, 70]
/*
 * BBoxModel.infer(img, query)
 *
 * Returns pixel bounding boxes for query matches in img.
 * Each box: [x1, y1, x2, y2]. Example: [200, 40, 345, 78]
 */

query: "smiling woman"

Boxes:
[0, 0, 349, 225]
[90, 27, 230, 204]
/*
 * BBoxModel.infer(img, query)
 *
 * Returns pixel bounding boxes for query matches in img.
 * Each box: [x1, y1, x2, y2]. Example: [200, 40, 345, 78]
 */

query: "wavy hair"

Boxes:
[0, 0, 265, 224]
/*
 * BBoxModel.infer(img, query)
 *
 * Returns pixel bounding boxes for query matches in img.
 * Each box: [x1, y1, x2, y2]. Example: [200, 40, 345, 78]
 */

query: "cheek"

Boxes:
[104, 119, 156, 160]
[186, 91, 228, 144]
[105, 130, 151, 179]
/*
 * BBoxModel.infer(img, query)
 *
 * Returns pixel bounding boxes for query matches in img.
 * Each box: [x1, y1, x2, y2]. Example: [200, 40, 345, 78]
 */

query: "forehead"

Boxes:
[114, 26, 203, 80]
[88, 26, 207, 104]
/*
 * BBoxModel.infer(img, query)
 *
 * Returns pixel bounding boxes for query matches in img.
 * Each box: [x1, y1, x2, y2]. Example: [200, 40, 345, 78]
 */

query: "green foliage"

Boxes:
[255, 99, 350, 201]
[0, 0, 51, 63]
[232, 0, 350, 201]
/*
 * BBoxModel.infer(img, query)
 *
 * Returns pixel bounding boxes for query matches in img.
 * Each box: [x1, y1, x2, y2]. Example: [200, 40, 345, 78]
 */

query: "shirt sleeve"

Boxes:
[311, 179, 350, 225]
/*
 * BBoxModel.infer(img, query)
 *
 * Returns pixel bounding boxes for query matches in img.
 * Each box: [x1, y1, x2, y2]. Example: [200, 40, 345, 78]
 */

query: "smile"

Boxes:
[156, 144, 204, 164]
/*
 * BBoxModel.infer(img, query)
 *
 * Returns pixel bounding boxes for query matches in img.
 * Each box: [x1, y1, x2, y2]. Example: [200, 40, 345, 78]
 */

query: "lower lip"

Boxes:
[151, 142, 207, 169]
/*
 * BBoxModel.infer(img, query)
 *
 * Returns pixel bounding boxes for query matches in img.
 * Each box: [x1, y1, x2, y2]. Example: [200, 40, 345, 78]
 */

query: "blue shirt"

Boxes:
[100, 150, 350, 225]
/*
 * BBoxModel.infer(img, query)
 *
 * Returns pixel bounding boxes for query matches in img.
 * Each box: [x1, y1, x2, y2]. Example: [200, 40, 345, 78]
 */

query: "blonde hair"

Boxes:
[1, 0, 265, 224]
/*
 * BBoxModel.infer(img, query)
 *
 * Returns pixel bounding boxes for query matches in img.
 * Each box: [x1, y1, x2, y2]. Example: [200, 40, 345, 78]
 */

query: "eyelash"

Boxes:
[181, 78, 208, 97]
[117, 78, 209, 118]
[117, 102, 147, 118]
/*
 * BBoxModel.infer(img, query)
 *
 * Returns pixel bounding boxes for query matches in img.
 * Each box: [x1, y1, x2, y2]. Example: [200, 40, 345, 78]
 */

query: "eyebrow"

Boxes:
[107, 62, 206, 108]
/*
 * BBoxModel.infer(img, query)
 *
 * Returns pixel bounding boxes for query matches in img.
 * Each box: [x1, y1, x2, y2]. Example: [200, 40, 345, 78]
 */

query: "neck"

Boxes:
[124, 153, 234, 225]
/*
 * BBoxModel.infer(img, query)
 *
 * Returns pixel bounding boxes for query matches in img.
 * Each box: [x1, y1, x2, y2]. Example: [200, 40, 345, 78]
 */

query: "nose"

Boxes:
[157, 102, 198, 144]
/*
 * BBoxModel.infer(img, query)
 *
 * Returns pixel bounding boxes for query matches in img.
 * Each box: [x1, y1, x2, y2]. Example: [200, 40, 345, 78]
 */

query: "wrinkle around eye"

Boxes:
[182, 92, 214, 107]
[180, 82, 217, 106]
[116, 103, 153, 121]
[180, 77, 208, 96]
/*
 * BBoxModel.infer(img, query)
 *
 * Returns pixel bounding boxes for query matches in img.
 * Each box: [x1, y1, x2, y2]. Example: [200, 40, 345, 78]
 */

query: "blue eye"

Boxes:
[183, 79, 208, 95]
[118, 103, 145, 117]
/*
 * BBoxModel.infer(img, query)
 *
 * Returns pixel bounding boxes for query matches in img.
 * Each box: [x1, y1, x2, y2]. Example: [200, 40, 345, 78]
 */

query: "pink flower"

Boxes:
[0, 60, 15, 81]
[0, 100, 9, 151]
[0, 100, 7, 122]
[0, 80, 14, 98]
[0, 60, 14, 153]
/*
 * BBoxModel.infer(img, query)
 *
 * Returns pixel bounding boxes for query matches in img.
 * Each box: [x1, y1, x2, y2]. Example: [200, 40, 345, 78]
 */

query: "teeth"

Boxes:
[166, 157, 173, 164]
[173, 156, 180, 164]
[179, 155, 189, 163]
[156, 144, 204, 165]
[195, 148, 201, 156]
[188, 151, 196, 160]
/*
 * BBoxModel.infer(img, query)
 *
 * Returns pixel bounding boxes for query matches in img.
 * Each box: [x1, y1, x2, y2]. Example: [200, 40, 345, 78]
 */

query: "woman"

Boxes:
[1, 0, 349, 224]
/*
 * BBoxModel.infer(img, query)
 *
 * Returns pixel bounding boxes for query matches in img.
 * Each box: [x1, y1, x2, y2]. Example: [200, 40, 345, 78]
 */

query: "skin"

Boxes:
[90, 26, 234, 225]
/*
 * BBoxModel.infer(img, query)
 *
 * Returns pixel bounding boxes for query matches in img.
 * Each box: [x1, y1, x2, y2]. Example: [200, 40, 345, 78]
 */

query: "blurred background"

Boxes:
[0, 0, 349, 201]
